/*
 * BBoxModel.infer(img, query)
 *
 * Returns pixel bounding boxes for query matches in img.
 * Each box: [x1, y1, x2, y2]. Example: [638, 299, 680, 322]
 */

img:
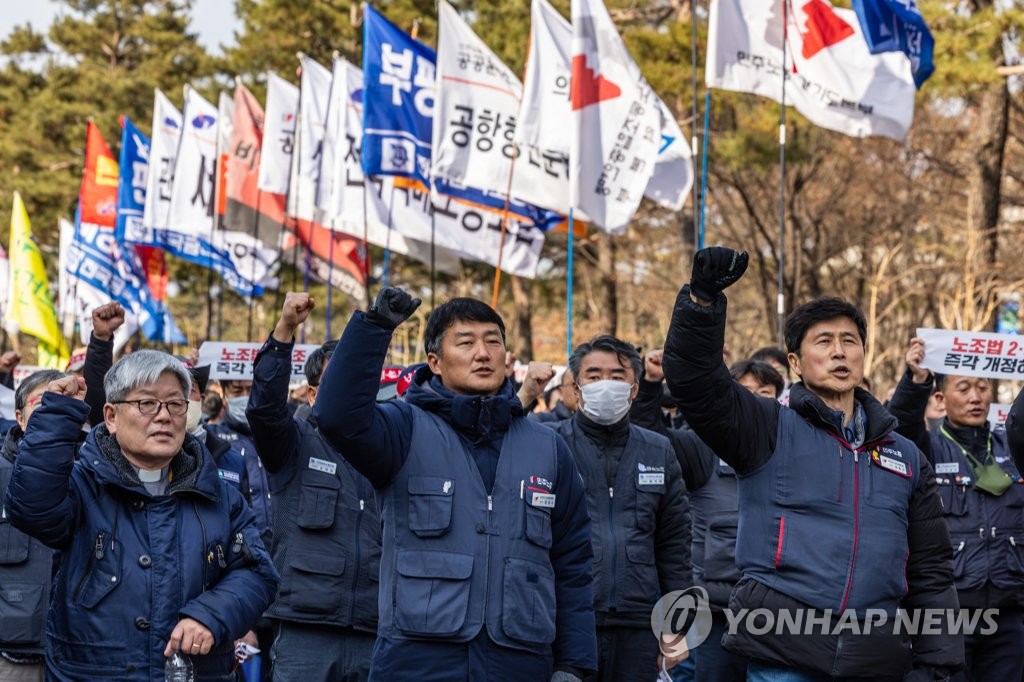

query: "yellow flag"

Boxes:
[8, 192, 68, 368]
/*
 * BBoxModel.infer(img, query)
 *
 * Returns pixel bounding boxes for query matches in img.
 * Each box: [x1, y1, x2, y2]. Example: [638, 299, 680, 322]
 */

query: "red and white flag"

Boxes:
[706, 0, 915, 140]
[569, 0, 690, 232]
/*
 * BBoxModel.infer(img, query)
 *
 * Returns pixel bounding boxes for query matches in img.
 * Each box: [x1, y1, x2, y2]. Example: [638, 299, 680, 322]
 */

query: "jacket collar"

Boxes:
[788, 383, 897, 445]
[404, 366, 524, 443]
[574, 410, 630, 446]
[82, 426, 220, 500]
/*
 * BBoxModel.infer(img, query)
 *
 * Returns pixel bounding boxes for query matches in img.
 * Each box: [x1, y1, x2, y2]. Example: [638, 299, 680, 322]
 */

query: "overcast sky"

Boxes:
[0, 0, 240, 54]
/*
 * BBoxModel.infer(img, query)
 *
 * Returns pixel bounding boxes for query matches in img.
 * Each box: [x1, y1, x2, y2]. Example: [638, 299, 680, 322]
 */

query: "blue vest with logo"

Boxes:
[553, 419, 672, 616]
[690, 457, 740, 610]
[377, 409, 560, 650]
[266, 419, 381, 631]
[736, 409, 920, 617]
[927, 429, 1024, 597]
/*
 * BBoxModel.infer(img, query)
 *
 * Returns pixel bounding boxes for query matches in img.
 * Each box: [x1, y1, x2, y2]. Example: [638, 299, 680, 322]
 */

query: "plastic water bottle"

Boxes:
[164, 652, 195, 682]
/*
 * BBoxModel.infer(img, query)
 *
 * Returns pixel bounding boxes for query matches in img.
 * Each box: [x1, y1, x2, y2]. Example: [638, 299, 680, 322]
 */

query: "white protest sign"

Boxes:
[0, 385, 14, 419]
[917, 328, 1024, 381]
[198, 342, 320, 382]
[989, 403, 1010, 431]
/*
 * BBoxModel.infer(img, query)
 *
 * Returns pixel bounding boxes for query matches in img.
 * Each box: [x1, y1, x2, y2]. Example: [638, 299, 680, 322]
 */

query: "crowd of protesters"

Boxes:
[1, 246, 1024, 681]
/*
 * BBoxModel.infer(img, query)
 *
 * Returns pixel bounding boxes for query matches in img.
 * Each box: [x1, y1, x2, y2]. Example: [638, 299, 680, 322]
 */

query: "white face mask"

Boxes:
[579, 380, 634, 425]
[186, 399, 203, 433]
[227, 396, 249, 424]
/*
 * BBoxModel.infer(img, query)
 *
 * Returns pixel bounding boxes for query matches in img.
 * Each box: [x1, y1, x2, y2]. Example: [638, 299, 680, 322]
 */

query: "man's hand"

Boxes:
[274, 292, 316, 342]
[645, 349, 665, 383]
[906, 337, 931, 384]
[657, 632, 690, 671]
[516, 361, 555, 408]
[164, 617, 215, 657]
[367, 287, 422, 330]
[91, 302, 126, 342]
[0, 350, 21, 374]
[689, 246, 749, 304]
[47, 375, 86, 401]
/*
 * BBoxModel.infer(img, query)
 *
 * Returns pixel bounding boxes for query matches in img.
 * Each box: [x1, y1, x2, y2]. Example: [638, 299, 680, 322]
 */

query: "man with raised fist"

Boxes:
[314, 289, 597, 681]
[661, 247, 962, 682]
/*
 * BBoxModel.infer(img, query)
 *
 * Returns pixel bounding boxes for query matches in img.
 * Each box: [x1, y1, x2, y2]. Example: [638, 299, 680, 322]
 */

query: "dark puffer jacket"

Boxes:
[4, 393, 280, 682]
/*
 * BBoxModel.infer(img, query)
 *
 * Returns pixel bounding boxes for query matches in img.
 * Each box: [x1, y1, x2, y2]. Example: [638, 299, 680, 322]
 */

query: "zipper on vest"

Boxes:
[348, 497, 366, 624]
[488, 495, 493, 512]
[608, 487, 618, 606]
[73, 532, 105, 602]
[840, 452, 861, 613]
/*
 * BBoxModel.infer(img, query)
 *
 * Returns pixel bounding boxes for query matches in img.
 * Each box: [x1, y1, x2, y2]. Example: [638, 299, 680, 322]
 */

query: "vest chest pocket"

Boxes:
[0, 518, 30, 564]
[407, 476, 455, 537]
[524, 503, 553, 549]
[634, 472, 665, 533]
[394, 550, 473, 636]
[936, 480, 969, 517]
[297, 477, 341, 530]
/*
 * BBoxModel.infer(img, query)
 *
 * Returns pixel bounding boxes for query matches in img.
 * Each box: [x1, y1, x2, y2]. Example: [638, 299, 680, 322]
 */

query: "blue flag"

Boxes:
[362, 5, 435, 183]
[851, 0, 935, 88]
[116, 117, 265, 298]
[71, 208, 187, 344]
[361, 5, 563, 229]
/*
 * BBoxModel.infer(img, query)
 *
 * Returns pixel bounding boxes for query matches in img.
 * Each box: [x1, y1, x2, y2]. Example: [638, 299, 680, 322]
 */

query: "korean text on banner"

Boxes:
[918, 328, 1024, 382]
[199, 342, 321, 382]
[706, 0, 915, 140]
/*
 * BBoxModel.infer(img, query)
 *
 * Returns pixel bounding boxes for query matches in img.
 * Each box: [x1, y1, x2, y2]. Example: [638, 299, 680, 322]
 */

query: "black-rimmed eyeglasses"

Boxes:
[111, 399, 189, 416]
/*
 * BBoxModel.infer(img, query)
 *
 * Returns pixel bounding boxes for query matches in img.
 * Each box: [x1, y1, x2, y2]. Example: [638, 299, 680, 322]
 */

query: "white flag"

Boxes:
[328, 59, 461, 274]
[518, 0, 573, 153]
[288, 54, 332, 224]
[433, 0, 573, 217]
[570, 0, 665, 234]
[142, 89, 182, 232]
[706, 0, 915, 140]
[643, 98, 693, 211]
[257, 72, 299, 194]
[317, 56, 347, 213]
[166, 86, 219, 236]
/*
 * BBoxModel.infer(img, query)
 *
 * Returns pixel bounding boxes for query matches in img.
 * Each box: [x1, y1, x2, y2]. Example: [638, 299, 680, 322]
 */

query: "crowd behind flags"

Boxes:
[2, 0, 932, 358]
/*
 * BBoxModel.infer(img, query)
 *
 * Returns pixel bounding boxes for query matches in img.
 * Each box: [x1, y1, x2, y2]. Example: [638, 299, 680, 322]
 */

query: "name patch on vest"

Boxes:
[874, 453, 910, 477]
[218, 469, 240, 483]
[531, 492, 556, 508]
[638, 472, 665, 486]
[308, 457, 337, 475]
[935, 462, 959, 475]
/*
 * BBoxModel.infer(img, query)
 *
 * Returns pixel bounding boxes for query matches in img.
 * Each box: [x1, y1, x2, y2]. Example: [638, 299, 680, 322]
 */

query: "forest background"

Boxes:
[1, 0, 1023, 397]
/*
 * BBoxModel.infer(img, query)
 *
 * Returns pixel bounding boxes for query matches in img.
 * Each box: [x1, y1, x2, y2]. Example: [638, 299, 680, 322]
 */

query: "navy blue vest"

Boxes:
[0, 456, 53, 654]
[554, 419, 672, 616]
[690, 457, 740, 610]
[378, 410, 560, 650]
[266, 419, 381, 631]
[736, 409, 919, 617]
[927, 429, 1024, 596]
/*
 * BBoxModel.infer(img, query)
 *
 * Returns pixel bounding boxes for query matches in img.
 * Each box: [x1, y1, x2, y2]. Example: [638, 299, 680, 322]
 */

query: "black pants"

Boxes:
[695, 611, 747, 682]
[952, 607, 1024, 682]
[592, 626, 660, 682]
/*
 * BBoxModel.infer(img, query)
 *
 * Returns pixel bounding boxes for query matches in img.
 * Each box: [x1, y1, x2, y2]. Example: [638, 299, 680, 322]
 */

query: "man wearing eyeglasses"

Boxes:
[4, 350, 280, 681]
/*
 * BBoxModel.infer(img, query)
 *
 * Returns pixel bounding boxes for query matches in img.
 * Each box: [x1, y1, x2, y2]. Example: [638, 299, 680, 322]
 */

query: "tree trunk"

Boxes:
[510, 275, 533, 362]
[596, 233, 618, 336]
[968, 79, 1008, 329]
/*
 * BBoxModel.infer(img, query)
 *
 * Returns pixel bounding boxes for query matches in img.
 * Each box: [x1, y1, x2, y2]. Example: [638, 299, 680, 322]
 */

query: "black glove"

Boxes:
[366, 287, 422, 330]
[689, 246, 749, 301]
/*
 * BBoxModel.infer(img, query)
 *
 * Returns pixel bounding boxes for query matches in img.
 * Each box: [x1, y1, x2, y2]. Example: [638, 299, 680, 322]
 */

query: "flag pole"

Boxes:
[699, 92, 711, 250]
[327, 220, 336, 341]
[383, 184, 395, 288]
[247, 189, 263, 341]
[362, 181, 372, 307]
[777, 0, 789, 348]
[691, 0, 701, 251]
[566, 209, 574, 361]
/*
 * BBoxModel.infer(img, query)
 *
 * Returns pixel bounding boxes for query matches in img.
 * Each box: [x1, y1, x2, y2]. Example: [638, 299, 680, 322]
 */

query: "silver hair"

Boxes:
[104, 350, 191, 403]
